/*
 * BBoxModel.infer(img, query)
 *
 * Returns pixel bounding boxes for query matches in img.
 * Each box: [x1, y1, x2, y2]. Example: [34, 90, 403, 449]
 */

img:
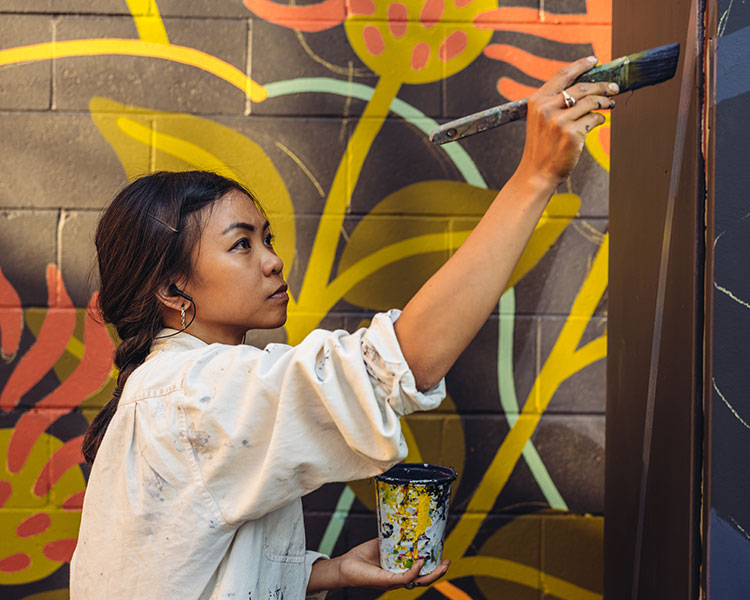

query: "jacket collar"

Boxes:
[148, 329, 208, 357]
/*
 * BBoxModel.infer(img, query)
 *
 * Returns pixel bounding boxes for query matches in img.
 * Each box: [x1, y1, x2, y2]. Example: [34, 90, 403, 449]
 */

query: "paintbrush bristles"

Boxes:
[624, 42, 680, 92]
[575, 42, 679, 93]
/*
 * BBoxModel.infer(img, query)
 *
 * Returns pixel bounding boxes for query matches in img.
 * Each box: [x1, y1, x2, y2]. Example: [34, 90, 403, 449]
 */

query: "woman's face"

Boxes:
[177, 188, 288, 344]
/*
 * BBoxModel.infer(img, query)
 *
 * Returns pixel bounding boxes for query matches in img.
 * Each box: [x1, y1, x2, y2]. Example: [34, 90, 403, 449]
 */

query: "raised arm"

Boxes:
[395, 57, 618, 390]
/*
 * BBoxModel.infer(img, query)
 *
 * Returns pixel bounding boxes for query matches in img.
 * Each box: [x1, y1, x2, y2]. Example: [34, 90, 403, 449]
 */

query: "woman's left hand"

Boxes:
[307, 538, 450, 593]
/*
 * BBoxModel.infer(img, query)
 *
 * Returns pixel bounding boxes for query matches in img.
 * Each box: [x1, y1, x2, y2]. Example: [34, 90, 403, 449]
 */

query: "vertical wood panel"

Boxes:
[607, 0, 703, 598]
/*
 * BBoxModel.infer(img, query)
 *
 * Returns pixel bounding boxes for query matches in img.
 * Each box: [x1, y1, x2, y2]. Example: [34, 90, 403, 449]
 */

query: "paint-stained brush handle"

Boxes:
[430, 42, 680, 145]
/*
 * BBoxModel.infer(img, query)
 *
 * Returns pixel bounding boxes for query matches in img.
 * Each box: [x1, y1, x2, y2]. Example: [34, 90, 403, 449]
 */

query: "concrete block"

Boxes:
[251, 19, 441, 118]
[333, 213, 452, 313]
[0, 15, 52, 110]
[302, 509, 350, 566]
[513, 217, 608, 316]
[157, 0, 252, 19]
[443, 414, 549, 514]
[0, 112, 133, 210]
[448, 315, 537, 415]
[538, 315, 606, 414]
[0, 211, 57, 307]
[350, 117, 466, 215]
[472, 514, 543, 600]
[541, 514, 603, 599]
[0, 0, 54, 12]
[531, 415, 604, 514]
[59, 210, 100, 309]
[0, 0, 125, 13]
[155, 114, 350, 219]
[569, 147, 610, 217]
[54, 16, 248, 115]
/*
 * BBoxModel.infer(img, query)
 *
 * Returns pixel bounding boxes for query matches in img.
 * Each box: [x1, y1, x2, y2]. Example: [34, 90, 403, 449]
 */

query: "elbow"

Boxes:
[412, 365, 442, 392]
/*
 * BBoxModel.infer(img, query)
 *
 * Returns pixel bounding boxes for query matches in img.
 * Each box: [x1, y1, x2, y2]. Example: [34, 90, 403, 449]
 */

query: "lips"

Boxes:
[269, 283, 289, 301]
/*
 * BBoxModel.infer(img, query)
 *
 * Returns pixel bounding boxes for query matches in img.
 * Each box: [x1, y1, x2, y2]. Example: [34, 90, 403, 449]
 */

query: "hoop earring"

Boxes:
[181, 304, 186, 329]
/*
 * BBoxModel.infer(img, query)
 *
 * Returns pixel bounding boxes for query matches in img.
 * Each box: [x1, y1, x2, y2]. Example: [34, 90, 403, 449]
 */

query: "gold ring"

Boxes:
[405, 582, 416, 590]
[561, 89, 576, 108]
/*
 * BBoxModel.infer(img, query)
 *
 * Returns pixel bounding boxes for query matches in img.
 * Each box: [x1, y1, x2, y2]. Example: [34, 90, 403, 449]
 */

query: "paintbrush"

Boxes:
[429, 42, 680, 145]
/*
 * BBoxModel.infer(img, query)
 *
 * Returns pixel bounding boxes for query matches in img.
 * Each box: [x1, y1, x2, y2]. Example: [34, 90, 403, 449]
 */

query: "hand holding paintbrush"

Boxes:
[430, 43, 680, 145]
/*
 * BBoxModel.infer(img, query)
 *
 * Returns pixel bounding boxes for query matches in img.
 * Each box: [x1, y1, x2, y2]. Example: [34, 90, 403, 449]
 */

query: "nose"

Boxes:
[262, 246, 284, 277]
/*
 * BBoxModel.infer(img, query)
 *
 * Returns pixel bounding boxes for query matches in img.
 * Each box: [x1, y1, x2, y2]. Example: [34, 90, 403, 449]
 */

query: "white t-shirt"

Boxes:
[70, 310, 445, 599]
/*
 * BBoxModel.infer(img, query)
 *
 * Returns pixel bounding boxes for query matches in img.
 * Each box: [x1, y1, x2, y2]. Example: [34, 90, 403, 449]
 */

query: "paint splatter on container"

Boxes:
[375, 463, 456, 575]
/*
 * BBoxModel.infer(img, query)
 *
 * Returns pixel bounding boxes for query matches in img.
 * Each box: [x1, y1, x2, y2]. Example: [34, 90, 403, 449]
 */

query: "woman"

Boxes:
[70, 57, 617, 599]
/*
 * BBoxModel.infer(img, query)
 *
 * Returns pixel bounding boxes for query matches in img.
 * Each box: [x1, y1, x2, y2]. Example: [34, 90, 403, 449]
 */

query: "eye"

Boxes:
[264, 233, 275, 248]
[231, 238, 250, 251]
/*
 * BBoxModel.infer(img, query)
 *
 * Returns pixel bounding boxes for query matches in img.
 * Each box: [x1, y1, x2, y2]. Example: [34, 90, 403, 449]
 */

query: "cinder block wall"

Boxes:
[0, 1, 610, 597]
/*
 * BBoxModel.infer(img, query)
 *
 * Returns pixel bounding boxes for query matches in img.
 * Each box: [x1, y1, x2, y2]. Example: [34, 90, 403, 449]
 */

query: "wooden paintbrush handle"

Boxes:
[429, 98, 529, 145]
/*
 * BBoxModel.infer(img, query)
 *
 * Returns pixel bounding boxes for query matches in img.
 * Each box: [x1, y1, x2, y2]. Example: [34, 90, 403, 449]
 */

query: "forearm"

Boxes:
[307, 556, 343, 594]
[395, 170, 557, 390]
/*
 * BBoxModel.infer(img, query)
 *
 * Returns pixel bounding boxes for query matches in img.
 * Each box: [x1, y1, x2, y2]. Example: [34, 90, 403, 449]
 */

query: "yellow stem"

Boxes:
[384, 555, 601, 600]
[439, 234, 609, 563]
[288, 76, 402, 343]
[0, 40, 267, 102]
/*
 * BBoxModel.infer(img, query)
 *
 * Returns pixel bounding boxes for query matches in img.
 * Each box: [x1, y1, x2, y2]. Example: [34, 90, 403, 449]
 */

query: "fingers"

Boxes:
[385, 559, 424, 590]
[572, 111, 607, 136]
[562, 93, 616, 121]
[563, 81, 619, 105]
[413, 559, 450, 587]
[395, 559, 450, 591]
[539, 55, 599, 95]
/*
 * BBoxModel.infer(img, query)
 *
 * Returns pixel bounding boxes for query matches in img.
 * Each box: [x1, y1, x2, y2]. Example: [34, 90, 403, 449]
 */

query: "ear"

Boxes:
[154, 282, 185, 312]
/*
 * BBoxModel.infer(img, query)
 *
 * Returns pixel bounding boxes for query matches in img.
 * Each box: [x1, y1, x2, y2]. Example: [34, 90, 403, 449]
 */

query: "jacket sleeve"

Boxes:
[177, 310, 445, 525]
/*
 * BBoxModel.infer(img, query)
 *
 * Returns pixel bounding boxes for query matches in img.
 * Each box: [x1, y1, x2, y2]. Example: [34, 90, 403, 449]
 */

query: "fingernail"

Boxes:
[610, 99, 616, 107]
[588, 56, 598, 63]
[609, 83, 619, 92]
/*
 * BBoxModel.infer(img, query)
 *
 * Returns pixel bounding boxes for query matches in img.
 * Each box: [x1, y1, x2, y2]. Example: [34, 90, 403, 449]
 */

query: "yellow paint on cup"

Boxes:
[375, 463, 457, 575]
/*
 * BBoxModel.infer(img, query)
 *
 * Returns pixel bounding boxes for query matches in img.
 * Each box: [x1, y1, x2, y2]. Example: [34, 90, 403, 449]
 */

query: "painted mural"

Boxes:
[0, 0, 610, 598]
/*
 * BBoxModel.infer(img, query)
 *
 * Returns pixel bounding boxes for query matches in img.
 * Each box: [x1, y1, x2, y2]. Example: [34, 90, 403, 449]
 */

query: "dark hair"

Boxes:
[82, 170, 255, 464]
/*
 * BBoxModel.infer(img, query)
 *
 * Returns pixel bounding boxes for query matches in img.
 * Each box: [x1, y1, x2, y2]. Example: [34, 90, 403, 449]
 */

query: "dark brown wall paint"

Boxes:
[607, 0, 703, 598]
[705, 0, 750, 596]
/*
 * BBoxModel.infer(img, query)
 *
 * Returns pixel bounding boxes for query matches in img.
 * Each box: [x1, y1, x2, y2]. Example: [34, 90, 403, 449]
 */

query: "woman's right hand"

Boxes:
[516, 55, 618, 188]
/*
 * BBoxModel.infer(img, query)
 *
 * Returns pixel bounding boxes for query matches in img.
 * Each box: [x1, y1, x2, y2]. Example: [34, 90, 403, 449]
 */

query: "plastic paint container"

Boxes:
[375, 463, 457, 575]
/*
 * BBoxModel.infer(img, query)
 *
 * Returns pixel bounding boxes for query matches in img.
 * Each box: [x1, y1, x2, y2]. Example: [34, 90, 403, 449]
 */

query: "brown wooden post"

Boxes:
[607, 0, 704, 598]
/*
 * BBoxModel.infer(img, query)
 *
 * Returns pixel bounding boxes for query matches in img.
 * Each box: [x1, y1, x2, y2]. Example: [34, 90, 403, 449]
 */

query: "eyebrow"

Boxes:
[222, 220, 270, 235]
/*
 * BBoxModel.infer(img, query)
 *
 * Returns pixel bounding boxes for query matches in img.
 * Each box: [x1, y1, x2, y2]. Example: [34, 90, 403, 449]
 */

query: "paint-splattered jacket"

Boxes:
[70, 310, 445, 600]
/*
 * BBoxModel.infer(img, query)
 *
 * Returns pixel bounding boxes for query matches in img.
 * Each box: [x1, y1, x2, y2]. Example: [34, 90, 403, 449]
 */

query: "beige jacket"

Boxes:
[70, 310, 445, 599]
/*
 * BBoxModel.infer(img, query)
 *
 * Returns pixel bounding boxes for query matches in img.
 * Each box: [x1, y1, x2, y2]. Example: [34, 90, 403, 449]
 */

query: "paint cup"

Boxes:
[375, 463, 457, 576]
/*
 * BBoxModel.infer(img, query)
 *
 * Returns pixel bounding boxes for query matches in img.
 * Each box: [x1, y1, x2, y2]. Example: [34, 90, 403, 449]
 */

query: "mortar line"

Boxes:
[50, 16, 56, 110]
[244, 17, 252, 116]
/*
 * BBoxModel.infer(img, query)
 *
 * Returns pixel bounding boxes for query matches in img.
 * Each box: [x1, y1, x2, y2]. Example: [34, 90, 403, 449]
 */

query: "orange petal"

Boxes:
[496, 76, 537, 101]
[0, 267, 75, 412]
[484, 43, 567, 81]
[43, 539, 77, 563]
[62, 489, 86, 511]
[16, 512, 51, 538]
[34, 436, 84, 497]
[243, 0, 344, 32]
[0, 553, 31, 573]
[8, 293, 113, 473]
[0, 265, 22, 359]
